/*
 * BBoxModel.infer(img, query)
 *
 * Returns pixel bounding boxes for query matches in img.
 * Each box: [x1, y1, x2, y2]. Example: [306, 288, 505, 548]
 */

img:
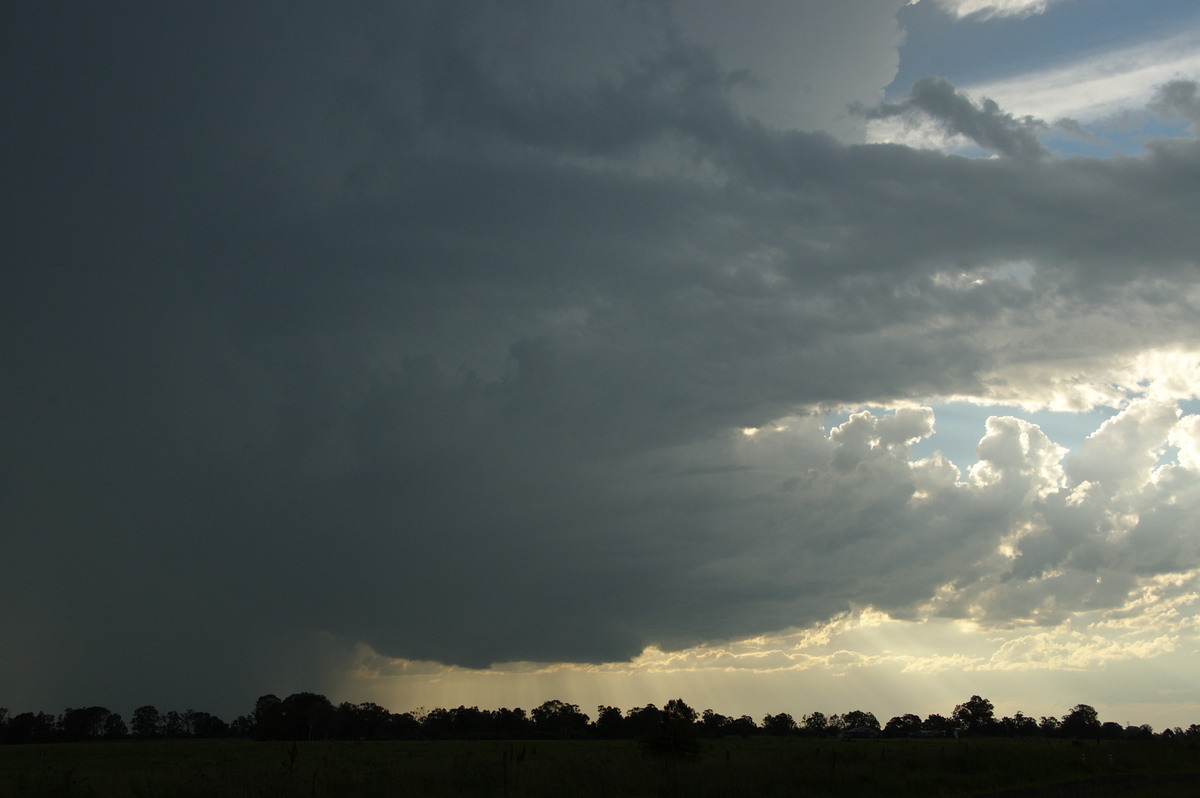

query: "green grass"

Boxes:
[0, 737, 1197, 797]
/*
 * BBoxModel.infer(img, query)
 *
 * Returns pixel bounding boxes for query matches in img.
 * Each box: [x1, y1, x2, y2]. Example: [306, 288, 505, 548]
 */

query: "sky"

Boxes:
[4, 0, 1200, 730]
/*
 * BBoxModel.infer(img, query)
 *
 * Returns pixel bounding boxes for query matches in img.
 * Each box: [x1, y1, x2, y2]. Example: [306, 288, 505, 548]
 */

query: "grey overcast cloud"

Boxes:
[5, 0, 1200, 725]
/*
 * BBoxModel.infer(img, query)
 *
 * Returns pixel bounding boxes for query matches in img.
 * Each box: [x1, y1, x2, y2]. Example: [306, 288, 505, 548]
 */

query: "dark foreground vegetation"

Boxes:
[2, 695, 1198, 796]
[2, 736, 1199, 797]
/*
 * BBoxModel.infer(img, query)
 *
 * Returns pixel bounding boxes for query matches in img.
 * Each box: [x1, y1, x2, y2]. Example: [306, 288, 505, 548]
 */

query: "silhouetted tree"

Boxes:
[230, 715, 255, 737]
[801, 711, 828, 737]
[252, 694, 283, 740]
[279, 693, 334, 741]
[390, 711, 421, 739]
[186, 710, 228, 738]
[493, 707, 531, 739]
[883, 714, 922, 737]
[999, 712, 1038, 737]
[1061, 704, 1101, 739]
[103, 712, 128, 739]
[162, 710, 187, 738]
[624, 704, 664, 738]
[131, 705, 162, 739]
[953, 695, 996, 736]
[922, 713, 956, 734]
[762, 712, 797, 736]
[58, 707, 112, 741]
[422, 707, 454, 739]
[1100, 721, 1124, 740]
[531, 700, 588, 739]
[7, 712, 56, 743]
[10, 690, 1194, 748]
[841, 710, 880, 732]
[442, 706, 493, 739]
[595, 705, 625, 739]
[642, 699, 700, 758]
[334, 702, 392, 740]
[700, 709, 732, 738]
[1124, 724, 1154, 740]
[728, 715, 759, 737]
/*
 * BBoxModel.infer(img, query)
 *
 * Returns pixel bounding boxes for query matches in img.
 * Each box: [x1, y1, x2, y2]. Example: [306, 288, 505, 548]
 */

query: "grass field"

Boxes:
[1, 737, 1198, 797]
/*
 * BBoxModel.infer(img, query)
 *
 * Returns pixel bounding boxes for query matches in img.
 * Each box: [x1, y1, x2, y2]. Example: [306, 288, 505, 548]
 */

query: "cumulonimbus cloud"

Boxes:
[4, 0, 1200, 716]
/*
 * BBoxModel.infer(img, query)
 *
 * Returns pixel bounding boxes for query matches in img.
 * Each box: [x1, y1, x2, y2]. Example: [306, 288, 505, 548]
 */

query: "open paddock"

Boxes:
[1, 736, 1198, 797]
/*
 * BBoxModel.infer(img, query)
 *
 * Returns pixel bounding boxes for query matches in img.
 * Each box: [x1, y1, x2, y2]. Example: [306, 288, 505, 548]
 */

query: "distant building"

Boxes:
[840, 726, 879, 739]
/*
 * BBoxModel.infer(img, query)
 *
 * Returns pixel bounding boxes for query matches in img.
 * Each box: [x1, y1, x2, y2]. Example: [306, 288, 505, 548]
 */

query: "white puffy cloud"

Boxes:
[968, 416, 1066, 497]
[989, 631, 1176, 670]
[1066, 398, 1179, 494]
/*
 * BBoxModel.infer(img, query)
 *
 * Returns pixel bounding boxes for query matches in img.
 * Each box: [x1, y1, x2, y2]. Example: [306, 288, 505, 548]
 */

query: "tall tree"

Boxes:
[162, 710, 187, 738]
[802, 711, 828, 737]
[1039, 716, 1061, 736]
[700, 709, 731, 738]
[728, 715, 758, 736]
[279, 693, 334, 741]
[131, 705, 162, 739]
[999, 712, 1038, 737]
[842, 710, 880, 731]
[922, 713, 956, 733]
[531, 700, 589, 739]
[953, 695, 996, 735]
[186, 710, 228, 738]
[1061, 704, 1101, 738]
[643, 698, 700, 758]
[493, 707, 531, 739]
[624, 704, 663, 738]
[595, 705, 625, 739]
[58, 706, 112, 741]
[252, 694, 283, 740]
[883, 714, 922, 737]
[6, 712, 56, 743]
[103, 712, 129, 738]
[762, 713, 797, 736]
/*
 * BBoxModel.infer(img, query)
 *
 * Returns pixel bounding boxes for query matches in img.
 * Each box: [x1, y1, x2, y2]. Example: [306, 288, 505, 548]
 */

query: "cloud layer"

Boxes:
[918, 0, 1067, 21]
[4, 1, 1200, 715]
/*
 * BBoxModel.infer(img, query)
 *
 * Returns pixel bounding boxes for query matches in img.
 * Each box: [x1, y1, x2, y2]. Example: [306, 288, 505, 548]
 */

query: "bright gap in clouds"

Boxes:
[887, 0, 1200, 157]
[894, 0, 1200, 98]
[911, 403, 1119, 472]
[828, 398, 1200, 473]
[822, 404, 1119, 474]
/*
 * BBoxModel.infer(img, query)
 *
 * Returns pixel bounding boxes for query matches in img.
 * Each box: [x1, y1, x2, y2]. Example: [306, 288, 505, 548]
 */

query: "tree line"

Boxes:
[2, 693, 1197, 745]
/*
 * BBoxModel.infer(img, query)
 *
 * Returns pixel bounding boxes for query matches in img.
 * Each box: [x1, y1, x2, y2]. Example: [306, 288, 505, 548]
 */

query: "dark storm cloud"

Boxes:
[1150, 78, 1200, 129]
[5, 1, 1200, 715]
[863, 75, 1049, 158]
